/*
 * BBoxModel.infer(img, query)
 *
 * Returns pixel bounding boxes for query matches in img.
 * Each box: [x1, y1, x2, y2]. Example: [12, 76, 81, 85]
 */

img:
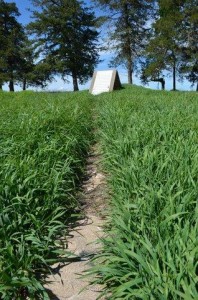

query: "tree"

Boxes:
[179, 0, 198, 90]
[0, 57, 7, 90]
[140, 57, 166, 90]
[0, 0, 25, 91]
[17, 38, 53, 90]
[93, 0, 155, 84]
[28, 0, 100, 91]
[142, 0, 191, 91]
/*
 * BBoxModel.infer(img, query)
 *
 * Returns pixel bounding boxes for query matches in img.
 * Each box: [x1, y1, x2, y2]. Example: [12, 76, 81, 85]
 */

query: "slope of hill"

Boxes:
[91, 85, 198, 299]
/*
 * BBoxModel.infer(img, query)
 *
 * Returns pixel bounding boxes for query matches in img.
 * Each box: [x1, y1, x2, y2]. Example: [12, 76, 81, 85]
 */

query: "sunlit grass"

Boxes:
[1, 86, 197, 299]
[0, 91, 94, 299]
[92, 85, 198, 299]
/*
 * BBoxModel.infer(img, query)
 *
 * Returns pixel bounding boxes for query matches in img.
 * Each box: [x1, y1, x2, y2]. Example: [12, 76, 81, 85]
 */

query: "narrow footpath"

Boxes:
[46, 145, 107, 300]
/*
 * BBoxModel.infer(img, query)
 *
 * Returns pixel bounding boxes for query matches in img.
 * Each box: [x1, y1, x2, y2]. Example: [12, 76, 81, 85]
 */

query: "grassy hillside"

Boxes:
[0, 86, 197, 299]
[0, 91, 93, 298]
[92, 85, 198, 299]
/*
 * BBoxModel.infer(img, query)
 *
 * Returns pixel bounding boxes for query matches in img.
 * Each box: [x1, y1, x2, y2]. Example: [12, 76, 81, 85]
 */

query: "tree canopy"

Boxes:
[0, 0, 197, 91]
[141, 0, 198, 90]
[93, 0, 154, 84]
[0, 0, 24, 91]
[28, 0, 100, 91]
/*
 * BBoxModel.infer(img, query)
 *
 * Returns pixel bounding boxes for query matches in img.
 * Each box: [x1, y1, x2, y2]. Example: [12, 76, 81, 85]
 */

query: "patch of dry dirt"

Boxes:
[46, 145, 107, 299]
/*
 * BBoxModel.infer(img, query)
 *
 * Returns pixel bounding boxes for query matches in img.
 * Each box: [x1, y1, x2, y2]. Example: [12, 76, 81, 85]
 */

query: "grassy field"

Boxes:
[0, 86, 197, 299]
[91, 85, 198, 299]
[0, 91, 93, 299]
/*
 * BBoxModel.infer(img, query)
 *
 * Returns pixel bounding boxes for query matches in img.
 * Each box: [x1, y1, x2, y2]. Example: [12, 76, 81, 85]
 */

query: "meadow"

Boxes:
[0, 91, 93, 299]
[92, 85, 198, 299]
[0, 86, 197, 299]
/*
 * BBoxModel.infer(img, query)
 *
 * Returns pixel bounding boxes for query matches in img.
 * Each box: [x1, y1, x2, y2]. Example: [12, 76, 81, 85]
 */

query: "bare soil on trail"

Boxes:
[46, 145, 108, 300]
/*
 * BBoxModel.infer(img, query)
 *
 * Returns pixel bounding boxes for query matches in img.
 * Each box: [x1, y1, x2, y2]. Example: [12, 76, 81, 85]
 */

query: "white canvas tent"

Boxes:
[89, 70, 121, 95]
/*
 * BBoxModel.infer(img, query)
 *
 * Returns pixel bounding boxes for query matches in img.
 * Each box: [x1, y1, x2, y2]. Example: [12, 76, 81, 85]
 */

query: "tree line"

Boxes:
[0, 0, 100, 91]
[0, 0, 197, 92]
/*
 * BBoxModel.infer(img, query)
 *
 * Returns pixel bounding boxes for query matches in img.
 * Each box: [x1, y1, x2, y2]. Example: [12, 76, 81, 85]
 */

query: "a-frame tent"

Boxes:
[89, 69, 122, 95]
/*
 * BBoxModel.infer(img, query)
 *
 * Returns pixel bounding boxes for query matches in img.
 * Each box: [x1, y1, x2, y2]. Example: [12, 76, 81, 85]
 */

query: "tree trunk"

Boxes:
[0, 83, 2, 90]
[72, 71, 79, 91]
[172, 59, 176, 91]
[196, 82, 198, 92]
[127, 62, 133, 84]
[123, 3, 133, 84]
[162, 78, 165, 90]
[9, 80, 14, 92]
[23, 79, 27, 91]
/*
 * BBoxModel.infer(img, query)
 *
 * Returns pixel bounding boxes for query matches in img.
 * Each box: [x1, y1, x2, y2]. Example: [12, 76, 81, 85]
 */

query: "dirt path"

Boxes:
[46, 145, 107, 299]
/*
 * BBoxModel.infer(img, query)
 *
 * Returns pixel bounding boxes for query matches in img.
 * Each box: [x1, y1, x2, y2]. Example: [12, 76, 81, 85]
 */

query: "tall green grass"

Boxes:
[0, 91, 93, 299]
[92, 86, 198, 299]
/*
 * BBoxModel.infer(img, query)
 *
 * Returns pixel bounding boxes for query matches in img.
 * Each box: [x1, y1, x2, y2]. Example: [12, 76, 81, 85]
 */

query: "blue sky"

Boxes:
[6, 0, 31, 24]
[6, 0, 97, 24]
[4, 0, 194, 92]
